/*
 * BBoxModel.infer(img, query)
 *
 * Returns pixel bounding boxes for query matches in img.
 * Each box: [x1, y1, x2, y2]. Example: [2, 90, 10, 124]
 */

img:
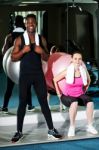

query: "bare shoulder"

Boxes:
[14, 36, 22, 45]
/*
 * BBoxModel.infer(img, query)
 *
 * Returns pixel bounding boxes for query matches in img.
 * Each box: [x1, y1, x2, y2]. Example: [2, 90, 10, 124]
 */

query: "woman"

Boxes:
[53, 51, 98, 137]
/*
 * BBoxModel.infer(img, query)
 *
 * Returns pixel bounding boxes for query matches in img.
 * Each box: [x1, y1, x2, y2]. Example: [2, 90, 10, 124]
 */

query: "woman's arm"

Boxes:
[85, 69, 91, 91]
[53, 69, 67, 97]
[84, 68, 91, 92]
[82, 62, 91, 92]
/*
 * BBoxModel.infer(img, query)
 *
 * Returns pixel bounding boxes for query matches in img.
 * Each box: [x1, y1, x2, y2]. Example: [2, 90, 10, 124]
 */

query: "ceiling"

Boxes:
[0, 0, 98, 6]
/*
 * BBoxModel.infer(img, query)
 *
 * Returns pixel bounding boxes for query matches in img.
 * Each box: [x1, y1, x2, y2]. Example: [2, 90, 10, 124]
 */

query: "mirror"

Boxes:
[0, 0, 99, 147]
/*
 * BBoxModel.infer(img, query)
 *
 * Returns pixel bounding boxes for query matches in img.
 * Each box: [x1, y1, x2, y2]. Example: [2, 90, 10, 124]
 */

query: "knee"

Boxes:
[70, 101, 78, 108]
[87, 102, 94, 107]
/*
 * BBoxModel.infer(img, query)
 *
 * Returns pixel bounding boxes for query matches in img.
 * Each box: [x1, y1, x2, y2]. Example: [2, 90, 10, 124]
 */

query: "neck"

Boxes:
[28, 32, 35, 36]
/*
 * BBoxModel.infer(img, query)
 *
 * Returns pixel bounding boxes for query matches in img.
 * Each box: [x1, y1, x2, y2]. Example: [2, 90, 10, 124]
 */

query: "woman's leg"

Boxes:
[79, 94, 98, 134]
[86, 102, 98, 134]
[86, 102, 94, 125]
[61, 95, 78, 136]
[68, 101, 78, 137]
[69, 102, 78, 127]
[61, 95, 78, 126]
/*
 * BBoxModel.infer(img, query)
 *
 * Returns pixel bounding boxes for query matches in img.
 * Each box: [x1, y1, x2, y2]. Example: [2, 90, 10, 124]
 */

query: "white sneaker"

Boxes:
[68, 126, 75, 137]
[86, 125, 98, 135]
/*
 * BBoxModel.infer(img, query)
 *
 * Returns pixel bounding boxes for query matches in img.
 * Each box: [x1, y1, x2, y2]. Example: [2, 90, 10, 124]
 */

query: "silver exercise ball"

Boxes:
[3, 46, 12, 74]
[3, 46, 20, 84]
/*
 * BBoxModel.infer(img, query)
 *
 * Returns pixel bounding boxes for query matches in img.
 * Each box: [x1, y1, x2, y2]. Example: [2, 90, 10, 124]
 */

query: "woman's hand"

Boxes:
[83, 85, 89, 93]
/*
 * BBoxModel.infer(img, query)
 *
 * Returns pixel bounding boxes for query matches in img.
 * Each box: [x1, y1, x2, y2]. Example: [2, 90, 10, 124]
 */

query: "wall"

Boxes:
[0, 6, 13, 52]
[0, 3, 98, 62]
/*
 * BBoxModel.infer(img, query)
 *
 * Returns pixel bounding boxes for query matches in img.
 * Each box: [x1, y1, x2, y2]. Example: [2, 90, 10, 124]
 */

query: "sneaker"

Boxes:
[27, 105, 35, 112]
[86, 125, 98, 135]
[68, 126, 75, 137]
[2, 107, 8, 114]
[11, 132, 23, 143]
[48, 128, 63, 139]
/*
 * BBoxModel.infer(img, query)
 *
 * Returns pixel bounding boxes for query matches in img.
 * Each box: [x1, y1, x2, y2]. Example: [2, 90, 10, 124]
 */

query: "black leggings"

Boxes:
[61, 94, 93, 107]
[3, 76, 32, 108]
[3, 77, 14, 108]
[17, 73, 53, 132]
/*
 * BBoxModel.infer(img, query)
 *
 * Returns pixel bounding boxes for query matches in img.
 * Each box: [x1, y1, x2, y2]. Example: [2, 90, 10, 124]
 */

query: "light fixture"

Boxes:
[18, 4, 28, 6]
[21, 1, 40, 4]
[69, 0, 82, 12]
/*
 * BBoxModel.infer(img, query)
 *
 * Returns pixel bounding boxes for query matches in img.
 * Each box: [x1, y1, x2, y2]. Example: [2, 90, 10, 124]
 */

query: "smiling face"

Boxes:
[25, 16, 37, 34]
[72, 53, 83, 69]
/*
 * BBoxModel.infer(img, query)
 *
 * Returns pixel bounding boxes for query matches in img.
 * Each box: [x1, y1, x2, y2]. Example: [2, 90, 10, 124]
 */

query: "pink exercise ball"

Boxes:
[45, 52, 72, 93]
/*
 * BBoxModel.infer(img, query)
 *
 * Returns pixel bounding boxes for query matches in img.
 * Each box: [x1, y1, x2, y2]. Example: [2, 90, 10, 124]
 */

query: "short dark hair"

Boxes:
[26, 14, 36, 20]
[15, 15, 25, 29]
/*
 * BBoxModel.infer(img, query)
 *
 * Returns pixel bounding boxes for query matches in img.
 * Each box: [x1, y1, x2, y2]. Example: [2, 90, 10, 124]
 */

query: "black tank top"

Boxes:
[20, 35, 43, 74]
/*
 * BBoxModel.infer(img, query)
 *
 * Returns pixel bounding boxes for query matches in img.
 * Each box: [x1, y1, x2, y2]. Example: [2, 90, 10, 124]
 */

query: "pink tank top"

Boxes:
[63, 77, 84, 97]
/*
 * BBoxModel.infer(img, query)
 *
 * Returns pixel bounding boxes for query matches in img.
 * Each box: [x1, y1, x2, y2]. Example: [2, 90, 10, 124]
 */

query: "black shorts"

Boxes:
[61, 94, 93, 107]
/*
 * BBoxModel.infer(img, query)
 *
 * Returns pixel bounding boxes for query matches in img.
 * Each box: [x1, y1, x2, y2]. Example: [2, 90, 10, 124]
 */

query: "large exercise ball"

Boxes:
[6, 54, 20, 84]
[52, 54, 72, 95]
[3, 46, 13, 74]
[52, 54, 72, 76]
[45, 52, 72, 94]
[3, 46, 20, 84]
[45, 52, 65, 91]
